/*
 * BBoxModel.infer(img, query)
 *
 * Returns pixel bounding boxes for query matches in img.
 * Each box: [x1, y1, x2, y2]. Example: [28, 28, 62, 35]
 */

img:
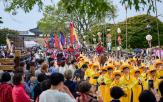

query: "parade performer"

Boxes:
[110, 70, 123, 102]
[146, 65, 160, 93]
[67, 44, 76, 55]
[104, 63, 115, 102]
[119, 61, 136, 102]
[97, 65, 108, 100]
[84, 61, 92, 81]
[139, 63, 148, 89]
[77, 54, 84, 68]
[132, 67, 144, 102]
[95, 42, 104, 54]
[115, 62, 120, 70]
[154, 59, 163, 80]
[90, 62, 100, 85]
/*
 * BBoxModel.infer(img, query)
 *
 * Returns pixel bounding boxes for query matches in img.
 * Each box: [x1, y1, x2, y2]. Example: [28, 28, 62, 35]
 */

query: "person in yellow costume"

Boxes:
[146, 65, 160, 93]
[154, 59, 163, 81]
[128, 58, 137, 74]
[118, 61, 136, 102]
[90, 62, 101, 85]
[115, 62, 120, 70]
[139, 63, 148, 89]
[110, 70, 123, 102]
[97, 65, 108, 101]
[104, 63, 115, 102]
[77, 57, 85, 68]
[84, 62, 92, 81]
[132, 67, 144, 102]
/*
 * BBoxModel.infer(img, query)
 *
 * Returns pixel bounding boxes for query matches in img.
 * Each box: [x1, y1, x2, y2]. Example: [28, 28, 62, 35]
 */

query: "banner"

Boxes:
[154, 50, 163, 58]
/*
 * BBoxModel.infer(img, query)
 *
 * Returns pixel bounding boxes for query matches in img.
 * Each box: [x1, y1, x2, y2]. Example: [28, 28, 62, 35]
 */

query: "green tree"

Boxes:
[2, 0, 161, 15]
[0, 28, 19, 45]
[0, 17, 3, 24]
[109, 14, 163, 49]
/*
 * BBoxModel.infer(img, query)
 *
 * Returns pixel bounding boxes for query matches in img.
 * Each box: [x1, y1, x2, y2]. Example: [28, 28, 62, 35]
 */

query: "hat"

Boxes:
[147, 65, 158, 74]
[154, 59, 163, 66]
[132, 67, 143, 76]
[99, 65, 108, 72]
[106, 63, 115, 71]
[128, 58, 137, 65]
[119, 61, 133, 71]
[88, 62, 93, 67]
[112, 70, 123, 78]
[83, 59, 90, 64]
[115, 62, 120, 66]
[139, 63, 147, 69]
[108, 58, 115, 64]
[78, 54, 83, 59]
[92, 62, 99, 70]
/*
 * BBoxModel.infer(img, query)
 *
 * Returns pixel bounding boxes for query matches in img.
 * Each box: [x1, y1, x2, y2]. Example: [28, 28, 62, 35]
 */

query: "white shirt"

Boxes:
[59, 67, 66, 75]
[39, 90, 76, 102]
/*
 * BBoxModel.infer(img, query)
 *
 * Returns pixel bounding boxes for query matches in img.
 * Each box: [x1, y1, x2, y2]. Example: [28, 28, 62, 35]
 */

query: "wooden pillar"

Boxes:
[14, 51, 21, 69]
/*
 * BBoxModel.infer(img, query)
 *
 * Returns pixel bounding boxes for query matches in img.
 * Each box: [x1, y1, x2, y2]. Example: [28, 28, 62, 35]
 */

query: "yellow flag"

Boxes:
[73, 27, 78, 41]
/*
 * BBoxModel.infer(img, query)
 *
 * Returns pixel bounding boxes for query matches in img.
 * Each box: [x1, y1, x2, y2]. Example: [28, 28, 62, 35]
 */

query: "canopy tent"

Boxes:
[133, 48, 142, 52]
[24, 41, 39, 48]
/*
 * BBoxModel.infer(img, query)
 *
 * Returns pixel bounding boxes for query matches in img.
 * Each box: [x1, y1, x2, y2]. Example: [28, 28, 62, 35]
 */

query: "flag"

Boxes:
[72, 22, 78, 41]
[70, 23, 75, 44]
[54, 34, 59, 47]
[67, 38, 70, 45]
[51, 35, 55, 45]
[60, 30, 65, 47]
[45, 36, 48, 47]
[59, 39, 63, 50]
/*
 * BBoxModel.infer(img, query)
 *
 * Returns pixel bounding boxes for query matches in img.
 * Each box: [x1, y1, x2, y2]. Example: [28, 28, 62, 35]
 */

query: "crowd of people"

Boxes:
[0, 43, 163, 102]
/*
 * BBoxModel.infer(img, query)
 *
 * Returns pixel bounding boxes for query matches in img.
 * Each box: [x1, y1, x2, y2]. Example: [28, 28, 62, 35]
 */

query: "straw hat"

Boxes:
[99, 65, 108, 72]
[128, 58, 137, 65]
[132, 67, 143, 76]
[147, 65, 158, 74]
[78, 54, 83, 59]
[154, 59, 163, 66]
[92, 62, 99, 70]
[112, 70, 123, 78]
[119, 61, 133, 71]
[105, 63, 115, 71]
[139, 63, 147, 69]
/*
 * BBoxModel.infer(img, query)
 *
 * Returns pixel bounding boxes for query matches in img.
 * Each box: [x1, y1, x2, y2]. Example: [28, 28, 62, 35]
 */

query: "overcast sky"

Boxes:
[0, 0, 162, 35]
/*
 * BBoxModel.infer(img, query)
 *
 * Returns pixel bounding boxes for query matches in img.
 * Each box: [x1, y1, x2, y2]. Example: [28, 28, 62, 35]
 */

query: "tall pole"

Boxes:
[125, 4, 128, 52]
[112, 9, 116, 50]
[155, 0, 161, 59]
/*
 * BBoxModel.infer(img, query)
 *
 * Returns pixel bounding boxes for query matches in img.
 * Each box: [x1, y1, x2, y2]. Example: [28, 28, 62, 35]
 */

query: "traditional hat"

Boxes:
[154, 59, 163, 66]
[92, 62, 100, 70]
[132, 67, 143, 76]
[106, 63, 115, 71]
[112, 70, 123, 78]
[147, 65, 158, 74]
[128, 58, 137, 65]
[115, 62, 120, 66]
[139, 63, 147, 69]
[99, 65, 108, 72]
[108, 58, 115, 65]
[119, 61, 133, 71]
[78, 54, 83, 59]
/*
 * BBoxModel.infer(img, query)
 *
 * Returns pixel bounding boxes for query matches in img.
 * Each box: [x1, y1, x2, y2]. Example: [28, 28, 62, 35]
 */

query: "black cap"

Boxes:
[30, 62, 36, 67]
[61, 57, 66, 60]
[82, 64, 88, 68]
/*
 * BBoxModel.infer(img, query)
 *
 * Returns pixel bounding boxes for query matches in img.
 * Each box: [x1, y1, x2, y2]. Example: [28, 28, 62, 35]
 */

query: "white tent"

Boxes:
[24, 41, 39, 47]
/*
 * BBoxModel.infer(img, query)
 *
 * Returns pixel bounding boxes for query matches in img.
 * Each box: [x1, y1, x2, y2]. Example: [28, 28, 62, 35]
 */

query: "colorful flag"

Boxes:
[51, 35, 55, 45]
[54, 34, 59, 47]
[60, 30, 65, 47]
[67, 38, 70, 45]
[70, 23, 75, 44]
[72, 22, 78, 41]
[59, 39, 63, 50]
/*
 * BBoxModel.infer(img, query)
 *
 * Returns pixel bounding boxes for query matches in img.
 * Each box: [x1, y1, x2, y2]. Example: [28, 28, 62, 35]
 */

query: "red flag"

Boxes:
[54, 34, 59, 47]
[70, 23, 75, 44]
[77, 42, 80, 49]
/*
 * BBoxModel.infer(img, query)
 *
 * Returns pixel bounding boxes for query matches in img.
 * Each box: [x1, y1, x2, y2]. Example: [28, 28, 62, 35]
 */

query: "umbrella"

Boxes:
[133, 48, 142, 52]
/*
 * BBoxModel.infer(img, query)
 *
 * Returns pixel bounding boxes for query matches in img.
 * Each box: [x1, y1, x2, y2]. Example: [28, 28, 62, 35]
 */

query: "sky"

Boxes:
[0, 0, 162, 35]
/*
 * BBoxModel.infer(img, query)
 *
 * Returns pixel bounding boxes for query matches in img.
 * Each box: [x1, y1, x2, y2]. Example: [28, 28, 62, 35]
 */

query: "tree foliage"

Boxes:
[0, 28, 19, 45]
[88, 14, 163, 49]
[2, 0, 162, 15]
[0, 17, 3, 24]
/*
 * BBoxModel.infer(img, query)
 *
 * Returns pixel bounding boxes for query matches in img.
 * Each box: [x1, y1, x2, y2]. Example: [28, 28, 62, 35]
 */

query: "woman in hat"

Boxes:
[97, 65, 108, 100]
[118, 62, 136, 102]
[110, 70, 123, 102]
[103, 63, 115, 102]
[146, 65, 160, 93]
[89, 62, 100, 85]
[132, 67, 144, 102]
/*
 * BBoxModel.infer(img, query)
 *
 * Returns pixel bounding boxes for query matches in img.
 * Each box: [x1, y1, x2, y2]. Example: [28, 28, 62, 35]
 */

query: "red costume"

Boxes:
[67, 48, 76, 52]
[95, 46, 104, 54]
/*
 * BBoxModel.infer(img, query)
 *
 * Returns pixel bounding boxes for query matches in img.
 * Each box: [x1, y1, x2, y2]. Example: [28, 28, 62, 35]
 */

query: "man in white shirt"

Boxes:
[68, 59, 77, 74]
[39, 73, 76, 102]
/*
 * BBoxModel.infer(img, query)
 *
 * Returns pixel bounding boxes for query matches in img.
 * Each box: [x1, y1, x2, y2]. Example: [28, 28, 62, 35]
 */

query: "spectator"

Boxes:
[35, 70, 41, 80]
[159, 81, 163, 102]
[41, 64, 51, 75]
[26, 62, 36, 82]
[110, 86, 124, 102]
[57, 50, 63, 65]
[49, 61, 57, 74]
[20, 61, 28, 76]
[34, 73, 46, 101]
[139, 90, 156, 102]
[76, 81, 102, 102]
[48, 53, 54, 67]
[35, 79, 51, 102]
[30, 57, 35, 62]
[39, 73, 76, 102]
[36, 59, 45, 70]
[68, 59, 77, 74]
[0, 72, 13, 102]
[59, 60, 67, 75]
[64, 70, 79, 94]
[15, 68, 35, 97]
[73, 64, 88, 80]
[12, 73, 33, 102]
